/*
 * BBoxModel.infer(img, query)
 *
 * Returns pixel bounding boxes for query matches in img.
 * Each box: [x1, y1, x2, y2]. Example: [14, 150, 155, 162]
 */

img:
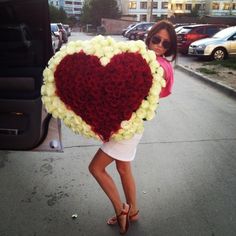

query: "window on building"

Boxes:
[176, 4, 183, 10]
[152, 15, 158, 21]
[162, 2, 168, 9]
[195, 4, 201, 10]
[212, 2, 220, 10]
[74, 2, 81, 5]
[152, 2, 158, 9]
[140, 2, 147, 9]
[223, 3, 231, 10]
[186, 4, 192, 10]
[233, 3, 236, 10]
[140, 14, 147, 21]
[129, 1, 137, 9]
[65, 1, 72, 4]
[64, 7, 73, 11]
[74, 8, 80, 11]
[161, 14, 167, 19]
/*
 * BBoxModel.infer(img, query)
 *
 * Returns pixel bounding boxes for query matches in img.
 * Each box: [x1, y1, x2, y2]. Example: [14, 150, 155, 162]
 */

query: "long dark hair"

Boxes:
[145, 20, 177, 61]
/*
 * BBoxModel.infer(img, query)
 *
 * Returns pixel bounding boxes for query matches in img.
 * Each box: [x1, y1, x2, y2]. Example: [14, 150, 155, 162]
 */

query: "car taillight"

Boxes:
[186, 34, 200, 41]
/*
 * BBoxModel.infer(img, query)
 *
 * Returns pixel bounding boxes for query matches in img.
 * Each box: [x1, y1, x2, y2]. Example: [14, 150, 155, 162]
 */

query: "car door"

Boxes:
[0, 0, 62, 152]
[228, 33, 236, 55]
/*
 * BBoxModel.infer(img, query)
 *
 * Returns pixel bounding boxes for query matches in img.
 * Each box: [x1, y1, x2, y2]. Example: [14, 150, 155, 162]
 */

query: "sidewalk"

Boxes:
[1, 68, 236, 236]
[176, 62, 236, 98]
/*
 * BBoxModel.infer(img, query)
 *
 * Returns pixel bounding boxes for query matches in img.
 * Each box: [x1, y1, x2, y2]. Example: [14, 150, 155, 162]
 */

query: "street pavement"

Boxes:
[0, 32, 236, 236]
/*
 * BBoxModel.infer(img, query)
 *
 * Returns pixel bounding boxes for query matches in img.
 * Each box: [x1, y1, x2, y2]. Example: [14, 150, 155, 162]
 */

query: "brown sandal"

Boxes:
[107, 209, 139, 225]
[116, 203, 131, 235]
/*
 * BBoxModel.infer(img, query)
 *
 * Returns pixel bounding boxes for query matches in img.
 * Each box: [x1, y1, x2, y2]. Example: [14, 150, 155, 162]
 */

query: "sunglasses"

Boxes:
[151, 35, 171, 50]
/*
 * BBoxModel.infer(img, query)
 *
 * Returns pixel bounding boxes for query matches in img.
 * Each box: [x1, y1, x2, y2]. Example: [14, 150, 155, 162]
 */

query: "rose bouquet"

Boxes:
[41, 35, 166, 142]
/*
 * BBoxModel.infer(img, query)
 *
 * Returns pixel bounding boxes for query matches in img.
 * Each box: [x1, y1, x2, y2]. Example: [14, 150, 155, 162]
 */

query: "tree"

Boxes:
[80, 0, 121, 27]
[190, 6, 199, 17]
[49, 4, 68, 23]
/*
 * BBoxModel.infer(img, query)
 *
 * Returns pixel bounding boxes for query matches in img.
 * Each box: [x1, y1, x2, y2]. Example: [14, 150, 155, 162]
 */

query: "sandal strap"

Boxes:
[117, 208, 129, 218]
[130, 210, 139, 218]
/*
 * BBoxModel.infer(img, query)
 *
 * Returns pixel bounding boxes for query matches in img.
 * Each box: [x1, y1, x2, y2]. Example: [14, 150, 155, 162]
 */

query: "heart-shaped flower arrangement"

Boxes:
[41, 35, 166, 142]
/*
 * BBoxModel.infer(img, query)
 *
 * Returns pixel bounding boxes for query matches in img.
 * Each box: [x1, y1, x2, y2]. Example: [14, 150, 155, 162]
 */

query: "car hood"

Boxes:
[191, 37, 223, 46]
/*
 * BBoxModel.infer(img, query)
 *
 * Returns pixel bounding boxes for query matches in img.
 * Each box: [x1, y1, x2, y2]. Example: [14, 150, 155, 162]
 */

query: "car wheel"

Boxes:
[129, 34, 136, 40]
[212, 48, 227, 61]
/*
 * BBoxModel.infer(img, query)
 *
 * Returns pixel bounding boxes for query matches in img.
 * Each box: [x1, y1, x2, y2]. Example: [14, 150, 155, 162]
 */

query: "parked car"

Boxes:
[63, 24, 71, 37]
[177, 24, 227, 54]
[188, 26, 236, 60]
[51, 31, 60, 53]
[121, 23, 136, 37]
[0, 0, 62, 151]
[50, 23, 63, 48]
[56, 23, 68, 43]
[137, 25, 154, 41]
[124, 22, 155, 40]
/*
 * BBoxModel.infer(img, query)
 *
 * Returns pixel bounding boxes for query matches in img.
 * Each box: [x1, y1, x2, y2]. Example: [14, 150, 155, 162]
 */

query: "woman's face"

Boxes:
[149, 29, 171, 56]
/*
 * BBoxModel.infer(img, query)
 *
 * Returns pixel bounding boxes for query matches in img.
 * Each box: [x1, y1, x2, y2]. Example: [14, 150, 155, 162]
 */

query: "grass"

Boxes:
[203, 58, 236, 70]
[197, 67, 218, 75]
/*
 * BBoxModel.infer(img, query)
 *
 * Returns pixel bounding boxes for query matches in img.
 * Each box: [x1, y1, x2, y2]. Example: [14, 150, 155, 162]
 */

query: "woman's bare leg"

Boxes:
[89, 149, 123, 215]
[116, 160, 138, 216]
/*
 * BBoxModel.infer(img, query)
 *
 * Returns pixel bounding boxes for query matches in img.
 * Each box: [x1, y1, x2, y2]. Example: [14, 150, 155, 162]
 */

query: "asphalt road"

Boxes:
[0, 32, 236, 236]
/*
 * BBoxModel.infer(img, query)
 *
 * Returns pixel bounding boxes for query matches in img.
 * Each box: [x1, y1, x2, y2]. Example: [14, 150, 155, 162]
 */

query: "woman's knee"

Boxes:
[88, 150, 111, 176]
[88, 162, 96, 175]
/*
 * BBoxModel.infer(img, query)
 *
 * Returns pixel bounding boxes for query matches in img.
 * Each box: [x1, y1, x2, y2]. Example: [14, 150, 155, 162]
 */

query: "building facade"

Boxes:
[205, 0, 236, 16]
[48, 0, 83, 17]
[48, 0, 236, 22]
[124, 0, 236, 21]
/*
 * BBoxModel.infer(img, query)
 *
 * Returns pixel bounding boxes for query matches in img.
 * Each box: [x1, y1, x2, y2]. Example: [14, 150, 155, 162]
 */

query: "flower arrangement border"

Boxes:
[41, 35, 166, 142]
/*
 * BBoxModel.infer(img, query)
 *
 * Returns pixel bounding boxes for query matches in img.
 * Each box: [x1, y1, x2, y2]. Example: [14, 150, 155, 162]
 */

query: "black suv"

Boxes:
[0, 0, 62, 151]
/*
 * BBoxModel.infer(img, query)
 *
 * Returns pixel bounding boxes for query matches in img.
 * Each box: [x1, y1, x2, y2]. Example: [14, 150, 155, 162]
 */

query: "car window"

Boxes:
[51, 24, 58, 32]
[137, 25, 143, 30]
[178, 27, 192, 34]
[228, 33, 236, 40]
[194, 27, 204, 34]
[213, 27, 236, 38]
[206, 27, 219, 35]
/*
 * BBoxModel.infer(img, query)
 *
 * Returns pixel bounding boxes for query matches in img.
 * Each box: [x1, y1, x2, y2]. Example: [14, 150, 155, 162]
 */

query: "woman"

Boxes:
[89, 20, 177, 235]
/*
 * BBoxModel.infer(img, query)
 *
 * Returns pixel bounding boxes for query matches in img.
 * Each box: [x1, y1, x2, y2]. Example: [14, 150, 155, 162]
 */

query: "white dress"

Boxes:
[100, 133, 143, 162]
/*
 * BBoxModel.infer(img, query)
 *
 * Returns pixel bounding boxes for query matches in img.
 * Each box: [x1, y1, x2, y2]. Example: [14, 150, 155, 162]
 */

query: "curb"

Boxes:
[175, 64, 236, 99]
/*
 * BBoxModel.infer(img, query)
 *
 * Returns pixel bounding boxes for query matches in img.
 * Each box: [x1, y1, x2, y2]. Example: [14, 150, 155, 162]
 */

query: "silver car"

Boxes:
[188, 26, 236, 60]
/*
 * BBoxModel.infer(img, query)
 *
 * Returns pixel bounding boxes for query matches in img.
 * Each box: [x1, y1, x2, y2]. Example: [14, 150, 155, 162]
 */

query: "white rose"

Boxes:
[146, 110, 155, 120]
[136, 108, 146, 119]
[100, 57, 110, 66]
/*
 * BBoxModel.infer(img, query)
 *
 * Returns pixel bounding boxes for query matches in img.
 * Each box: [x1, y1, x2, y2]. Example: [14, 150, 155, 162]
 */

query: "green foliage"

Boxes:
[197, 67, 218, 75]
[190, 6, 199, 17]
[68, 16, 78, 27]
[204, 58, 236, 70]
[80, 0, 121, 27]
[49, 4, 68, 23]
[80, 0, 93, 25]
